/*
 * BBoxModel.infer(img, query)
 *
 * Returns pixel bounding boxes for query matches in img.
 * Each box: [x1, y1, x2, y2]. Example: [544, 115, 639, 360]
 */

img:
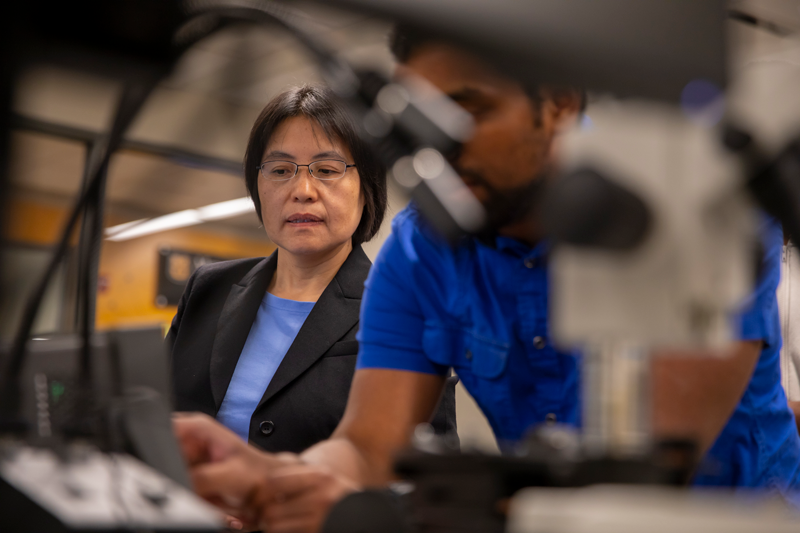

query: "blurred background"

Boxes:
[3, 0, 800, 454]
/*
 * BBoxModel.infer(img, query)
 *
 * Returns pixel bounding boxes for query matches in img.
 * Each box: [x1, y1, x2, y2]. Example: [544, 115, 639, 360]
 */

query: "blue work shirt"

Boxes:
[693, 215, 800, 493]
[217, 292, 314, 441]
[357, 204, 800, 492]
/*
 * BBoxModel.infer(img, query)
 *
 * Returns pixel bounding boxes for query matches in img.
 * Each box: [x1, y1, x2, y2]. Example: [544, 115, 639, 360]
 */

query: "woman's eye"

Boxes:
[317, 168, 335, 175]
[270, 166, 292, 176]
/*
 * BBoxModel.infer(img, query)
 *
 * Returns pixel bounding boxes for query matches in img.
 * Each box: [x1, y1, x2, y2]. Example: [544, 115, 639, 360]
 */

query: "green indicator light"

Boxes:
[51, 381, 66, 403]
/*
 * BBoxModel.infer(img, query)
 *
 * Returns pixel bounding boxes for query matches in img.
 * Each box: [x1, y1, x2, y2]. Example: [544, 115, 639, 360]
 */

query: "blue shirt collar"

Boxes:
[480, 234, 550, 262]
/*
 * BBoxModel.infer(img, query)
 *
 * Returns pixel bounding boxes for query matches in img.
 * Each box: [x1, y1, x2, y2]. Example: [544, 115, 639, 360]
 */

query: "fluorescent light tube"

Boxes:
[106, 210, 203, 241]
[196, 197, 255, 221]
[104, 218, 148, 237]
[104, 198, 255, 241]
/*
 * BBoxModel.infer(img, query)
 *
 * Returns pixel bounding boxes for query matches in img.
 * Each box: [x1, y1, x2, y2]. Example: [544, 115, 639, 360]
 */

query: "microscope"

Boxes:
[4, 1, 800, 532]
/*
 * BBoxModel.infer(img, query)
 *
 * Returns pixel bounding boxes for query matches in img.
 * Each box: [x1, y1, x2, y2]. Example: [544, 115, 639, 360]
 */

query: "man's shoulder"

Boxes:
[370, 204, 478, 295]
[390, 203, 426, 235]
[385, 204, 462, 262]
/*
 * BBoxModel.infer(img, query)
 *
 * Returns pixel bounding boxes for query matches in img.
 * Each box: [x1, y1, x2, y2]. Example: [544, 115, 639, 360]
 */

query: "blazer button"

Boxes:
[259, 420, 275, 436]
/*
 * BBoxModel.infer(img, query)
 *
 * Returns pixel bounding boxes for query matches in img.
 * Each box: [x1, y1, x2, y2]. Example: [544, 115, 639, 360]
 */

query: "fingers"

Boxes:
[263, 491, 328, 523]
[259, 464, 358, 532]
[192, 459, 263, 507]
[265, 464, 336, 499]
[172, 412, 246, 466]
[172, 415, 336, 533]
[225, 515, 244, 531]
[193, 462, 266, 526]
[172, 412, 213, 466]
[224, 514, 261, 532]
[190, 444, 303, 525]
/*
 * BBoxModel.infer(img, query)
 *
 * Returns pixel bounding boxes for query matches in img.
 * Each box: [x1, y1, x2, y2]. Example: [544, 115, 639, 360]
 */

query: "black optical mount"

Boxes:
[322, 426, 697, 533]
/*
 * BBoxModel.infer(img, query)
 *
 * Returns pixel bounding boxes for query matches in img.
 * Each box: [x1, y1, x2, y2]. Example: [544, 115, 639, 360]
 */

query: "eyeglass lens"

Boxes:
[260, 160, 347, 181]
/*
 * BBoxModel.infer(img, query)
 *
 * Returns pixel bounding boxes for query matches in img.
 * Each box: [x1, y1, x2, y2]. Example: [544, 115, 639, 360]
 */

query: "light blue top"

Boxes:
[216, 292, 314, 441]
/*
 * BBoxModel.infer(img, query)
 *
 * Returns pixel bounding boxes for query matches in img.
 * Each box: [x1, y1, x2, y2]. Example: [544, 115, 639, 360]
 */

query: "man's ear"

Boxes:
[543, 87, 585, 131]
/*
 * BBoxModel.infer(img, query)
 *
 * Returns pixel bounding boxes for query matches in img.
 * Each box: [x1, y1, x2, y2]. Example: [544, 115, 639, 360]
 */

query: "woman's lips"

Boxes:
[286, 214, 323, 226]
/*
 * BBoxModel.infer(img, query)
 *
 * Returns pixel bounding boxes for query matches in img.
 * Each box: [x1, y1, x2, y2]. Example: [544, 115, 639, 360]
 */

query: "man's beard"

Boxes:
[456, 167, 549, 233]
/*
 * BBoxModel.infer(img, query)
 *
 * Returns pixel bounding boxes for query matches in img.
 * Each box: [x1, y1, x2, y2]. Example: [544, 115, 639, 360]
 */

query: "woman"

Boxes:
[167, 85, 456, 453]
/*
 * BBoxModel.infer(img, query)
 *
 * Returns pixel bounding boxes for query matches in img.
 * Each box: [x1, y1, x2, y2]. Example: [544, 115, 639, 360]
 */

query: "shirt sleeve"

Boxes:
[737, 215, 783, 346]
[356, 213, 450, 376]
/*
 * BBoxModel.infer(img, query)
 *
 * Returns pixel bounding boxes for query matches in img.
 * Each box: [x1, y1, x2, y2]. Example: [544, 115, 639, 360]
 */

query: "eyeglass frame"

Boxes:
[257, 159, 357, 182]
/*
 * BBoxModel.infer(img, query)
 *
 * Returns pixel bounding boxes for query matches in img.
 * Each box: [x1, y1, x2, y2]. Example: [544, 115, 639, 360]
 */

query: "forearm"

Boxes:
[300, 369, 445, 487]
[300, 436, 386, 487]
[651, 340, 761, 455]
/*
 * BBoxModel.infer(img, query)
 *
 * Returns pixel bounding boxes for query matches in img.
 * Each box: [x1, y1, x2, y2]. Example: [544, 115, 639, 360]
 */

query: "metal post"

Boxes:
[582, 341, 651, 457]
[74, 140, 107, 334]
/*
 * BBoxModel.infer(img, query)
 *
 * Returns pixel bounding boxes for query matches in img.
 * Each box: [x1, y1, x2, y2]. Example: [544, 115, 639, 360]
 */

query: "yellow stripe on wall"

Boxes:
[4, 195, 275, 332]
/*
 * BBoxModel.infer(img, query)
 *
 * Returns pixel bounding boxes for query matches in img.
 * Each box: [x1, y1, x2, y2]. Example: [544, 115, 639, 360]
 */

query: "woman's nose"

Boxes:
[292, 167, 319, 201]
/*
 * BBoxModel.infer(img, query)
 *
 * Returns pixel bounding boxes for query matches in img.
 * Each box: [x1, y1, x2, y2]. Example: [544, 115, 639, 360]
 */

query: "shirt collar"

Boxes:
[479, 233, 550, 261]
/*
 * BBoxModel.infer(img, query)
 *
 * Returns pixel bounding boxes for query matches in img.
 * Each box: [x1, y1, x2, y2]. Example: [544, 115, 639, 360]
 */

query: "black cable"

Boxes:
[728, 9, 795, 37]
[79, 154, 107, 354]
[71, 140, 101, 338]
[182, 0, 351, 84]
[68, 149, 110, 438]
[0, 0, 249, 434]
[0, 3, 235, 432]
[73, 143, 92, 332]
[0, 80, 159, 430]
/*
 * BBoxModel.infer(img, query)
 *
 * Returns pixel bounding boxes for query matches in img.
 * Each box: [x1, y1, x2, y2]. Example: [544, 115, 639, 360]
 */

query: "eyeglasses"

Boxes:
[257, 160, 356, 182]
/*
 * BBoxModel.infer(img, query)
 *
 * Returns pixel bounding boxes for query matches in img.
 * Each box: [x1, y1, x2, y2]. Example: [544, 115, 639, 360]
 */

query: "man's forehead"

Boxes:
[399, 42, 509, 95]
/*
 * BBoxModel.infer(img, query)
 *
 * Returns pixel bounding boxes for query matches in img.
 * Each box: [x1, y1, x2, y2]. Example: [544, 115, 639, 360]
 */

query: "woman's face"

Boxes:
[258, 116, 365, 258]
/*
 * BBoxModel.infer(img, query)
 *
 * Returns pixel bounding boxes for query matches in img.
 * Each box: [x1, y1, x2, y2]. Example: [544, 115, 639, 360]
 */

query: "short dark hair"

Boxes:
[389, 23, 432, 64]
[243, 85, 387, 246]
[388, 25, 587, 115]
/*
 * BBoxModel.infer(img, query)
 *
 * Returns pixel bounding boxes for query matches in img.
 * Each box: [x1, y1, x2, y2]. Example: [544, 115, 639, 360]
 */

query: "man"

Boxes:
[175, 28, 800, 533]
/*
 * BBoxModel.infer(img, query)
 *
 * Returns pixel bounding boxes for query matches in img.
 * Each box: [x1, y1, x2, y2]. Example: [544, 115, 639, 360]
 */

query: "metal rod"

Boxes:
[10, 113, 244, 177]
[582, 341, 651, 458]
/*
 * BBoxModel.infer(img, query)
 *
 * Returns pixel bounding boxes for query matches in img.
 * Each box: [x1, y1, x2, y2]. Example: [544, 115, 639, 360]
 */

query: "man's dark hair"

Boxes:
[244, 85, 387, 246]
[388, 24, 587, 114]
[389, 23, 432, 64]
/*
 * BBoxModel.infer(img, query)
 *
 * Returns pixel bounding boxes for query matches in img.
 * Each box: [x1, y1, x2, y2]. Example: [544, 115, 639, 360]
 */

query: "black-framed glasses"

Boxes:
[257, 160, 356, 182]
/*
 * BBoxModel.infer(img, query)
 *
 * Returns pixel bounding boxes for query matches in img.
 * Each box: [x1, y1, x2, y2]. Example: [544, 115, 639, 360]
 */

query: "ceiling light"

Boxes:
[105, 197, 255, 242]
[104, 218, 148, 237]
[106, 210, 203, 241]
[196, 197, 255, 221]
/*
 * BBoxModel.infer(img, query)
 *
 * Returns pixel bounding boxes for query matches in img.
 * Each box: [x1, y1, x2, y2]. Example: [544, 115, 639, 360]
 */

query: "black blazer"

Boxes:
[167, 246, 457, 453]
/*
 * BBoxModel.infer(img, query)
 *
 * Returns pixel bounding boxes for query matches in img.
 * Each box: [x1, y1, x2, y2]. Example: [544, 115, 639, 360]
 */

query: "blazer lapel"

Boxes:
[255, 246, 371, 408]
[209, 253, 276, 412]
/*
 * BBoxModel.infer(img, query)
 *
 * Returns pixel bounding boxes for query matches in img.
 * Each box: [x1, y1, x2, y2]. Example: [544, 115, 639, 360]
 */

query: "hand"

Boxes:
[173, 412, 299, 523]
[224, 514, 245, 531]
[173, 412, 249, 466]
[258, 463, 360, 533]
